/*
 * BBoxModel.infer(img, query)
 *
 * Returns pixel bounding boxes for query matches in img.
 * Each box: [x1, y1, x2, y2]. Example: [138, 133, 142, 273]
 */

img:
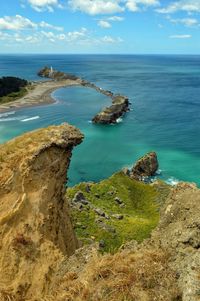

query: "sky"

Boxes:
[0, 0, 199, 54]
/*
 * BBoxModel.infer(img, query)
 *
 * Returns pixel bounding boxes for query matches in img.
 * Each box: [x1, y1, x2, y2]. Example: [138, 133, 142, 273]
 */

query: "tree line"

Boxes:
[0, 76, 28, 97]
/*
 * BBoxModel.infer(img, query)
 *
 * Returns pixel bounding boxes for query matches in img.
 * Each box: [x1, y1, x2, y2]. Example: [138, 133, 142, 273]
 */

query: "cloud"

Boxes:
[157, 0, 200, 14]
[97, 15, 124, 29]
[0, 24, 123, 47]
[126, 0, 160, 12]
[169, 34, 192, 39]
[0, 15, 64, 33]
[26, 0, 62, 12]
[39, 21, 63, 31]
[68, 0, 124, 15]
[98, 20, 112, 28]
[100, 35, 123, 43]
[168, 17, 199, 27]
[0, 15, 37, 30]
[108, 16, 124, 21]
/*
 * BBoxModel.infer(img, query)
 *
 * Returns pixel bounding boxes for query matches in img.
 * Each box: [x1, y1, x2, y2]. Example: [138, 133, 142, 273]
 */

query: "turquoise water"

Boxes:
[0, 54, 200, 186]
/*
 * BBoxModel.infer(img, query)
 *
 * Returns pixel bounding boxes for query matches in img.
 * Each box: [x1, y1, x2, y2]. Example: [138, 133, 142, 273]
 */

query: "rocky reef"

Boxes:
[0, 124, 83, 299]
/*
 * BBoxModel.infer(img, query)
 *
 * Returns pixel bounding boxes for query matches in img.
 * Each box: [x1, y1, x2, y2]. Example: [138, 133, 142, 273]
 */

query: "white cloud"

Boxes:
[169, 34, 192, 39]
[157, 0, 200, 14]
[0, 15, 37, 30]
[108, 16, 124, 21]
[0, 25, 123, 47]
[39, 21, 63, 31]
[98, 20, 111, 28]
[66, 27, 88, 41]
[26, 0, 62, 12]
[126, 0, 160, 12]
[168, 17, 199, 27]
[69, 0, 124, 15]
[101, 35, 123, 43]
[0, 15, 64, 33]
[97, 15, 124, 29]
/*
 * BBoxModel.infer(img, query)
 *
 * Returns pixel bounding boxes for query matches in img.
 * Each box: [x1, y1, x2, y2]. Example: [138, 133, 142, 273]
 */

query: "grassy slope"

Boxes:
[67, 172, 170, 252]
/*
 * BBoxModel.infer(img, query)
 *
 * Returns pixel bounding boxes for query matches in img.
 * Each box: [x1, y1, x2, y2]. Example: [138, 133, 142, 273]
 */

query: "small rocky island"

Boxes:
[92, 94, 130, 124]
[123, 152, 159, 181]
[38, 66, 130, 124]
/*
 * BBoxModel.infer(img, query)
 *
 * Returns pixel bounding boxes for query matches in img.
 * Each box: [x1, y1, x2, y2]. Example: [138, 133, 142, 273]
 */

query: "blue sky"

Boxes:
[0, 0, 199, 54]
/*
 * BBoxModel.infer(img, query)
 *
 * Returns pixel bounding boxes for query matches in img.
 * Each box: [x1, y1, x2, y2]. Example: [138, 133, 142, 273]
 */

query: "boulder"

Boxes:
[112, 214, 124, 220]
[72, 191, 89, 205]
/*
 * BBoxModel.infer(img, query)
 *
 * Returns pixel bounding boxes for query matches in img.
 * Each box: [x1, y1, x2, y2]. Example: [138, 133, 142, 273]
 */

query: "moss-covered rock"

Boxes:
[67, 172, 171, 252]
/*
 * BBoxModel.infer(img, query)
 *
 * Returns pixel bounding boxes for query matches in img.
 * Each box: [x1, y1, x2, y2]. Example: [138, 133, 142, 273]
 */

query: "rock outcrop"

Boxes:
[38, 66, 79, 81]
[149, 182, 200, 301]
[125, 152, 159, 180]
[92, 95, 130, 124]
[0, 124, 83, 299]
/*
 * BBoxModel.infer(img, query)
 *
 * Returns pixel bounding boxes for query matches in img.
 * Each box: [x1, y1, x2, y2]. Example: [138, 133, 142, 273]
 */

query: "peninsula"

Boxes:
[0, 67, 130, 124]
[38, 66, 130, 124]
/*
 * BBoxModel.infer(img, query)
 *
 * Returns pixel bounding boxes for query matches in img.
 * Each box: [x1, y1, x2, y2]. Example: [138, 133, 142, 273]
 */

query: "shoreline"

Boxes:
[0, 79, 81, 113]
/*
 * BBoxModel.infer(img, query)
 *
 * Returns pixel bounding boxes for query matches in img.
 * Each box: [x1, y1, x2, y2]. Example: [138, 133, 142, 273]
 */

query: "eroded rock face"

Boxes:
[0, 123, 83, 299]
[130, 152, 159, 180]
[150, 182, 200, 301]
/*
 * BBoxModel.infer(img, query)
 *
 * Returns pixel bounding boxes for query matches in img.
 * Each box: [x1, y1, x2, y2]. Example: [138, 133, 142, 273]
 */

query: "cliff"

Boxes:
[0, 124, 200, 301]
[0, 124, 83, 300]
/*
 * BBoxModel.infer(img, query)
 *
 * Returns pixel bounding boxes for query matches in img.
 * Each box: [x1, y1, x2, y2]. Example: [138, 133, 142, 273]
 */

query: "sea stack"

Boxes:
[126, 152, 159, 180]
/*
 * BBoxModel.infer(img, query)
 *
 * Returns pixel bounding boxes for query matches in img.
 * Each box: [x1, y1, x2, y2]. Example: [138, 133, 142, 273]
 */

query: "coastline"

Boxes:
[0, 79, 81, 113]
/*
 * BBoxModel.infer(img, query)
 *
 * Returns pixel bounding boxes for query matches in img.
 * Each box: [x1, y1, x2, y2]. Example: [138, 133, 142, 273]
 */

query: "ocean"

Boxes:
[0, 54, 200, 186]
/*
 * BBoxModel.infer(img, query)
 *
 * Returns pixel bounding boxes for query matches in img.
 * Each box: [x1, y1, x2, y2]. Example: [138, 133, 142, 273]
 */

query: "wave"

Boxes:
[21, 116, 40, 122]
[0, 116, 26, 122]
[116, 117, 123, 123]
[165, 177, 179, 186]
[0, 111, 16, 118]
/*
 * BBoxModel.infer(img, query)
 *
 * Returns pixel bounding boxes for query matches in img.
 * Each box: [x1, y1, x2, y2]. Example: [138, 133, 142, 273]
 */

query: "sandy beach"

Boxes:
[0, 79, 81, 113]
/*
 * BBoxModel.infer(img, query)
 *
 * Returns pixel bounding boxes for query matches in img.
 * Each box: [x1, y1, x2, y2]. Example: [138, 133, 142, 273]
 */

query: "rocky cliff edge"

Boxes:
[0, 124, 83, 299]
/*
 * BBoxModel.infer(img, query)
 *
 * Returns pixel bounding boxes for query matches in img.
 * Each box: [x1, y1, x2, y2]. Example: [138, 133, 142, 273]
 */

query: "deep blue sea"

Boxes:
[0, 54, 200, 186]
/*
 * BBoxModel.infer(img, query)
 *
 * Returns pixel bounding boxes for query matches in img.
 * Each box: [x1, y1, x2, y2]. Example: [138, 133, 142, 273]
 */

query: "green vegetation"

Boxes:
[67, 172, 171, 252]
[0, 76, 29, 104]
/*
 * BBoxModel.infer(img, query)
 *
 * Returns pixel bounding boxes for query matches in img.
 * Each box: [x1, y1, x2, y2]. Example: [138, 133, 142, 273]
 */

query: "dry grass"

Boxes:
[51, 249, 181, 301]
